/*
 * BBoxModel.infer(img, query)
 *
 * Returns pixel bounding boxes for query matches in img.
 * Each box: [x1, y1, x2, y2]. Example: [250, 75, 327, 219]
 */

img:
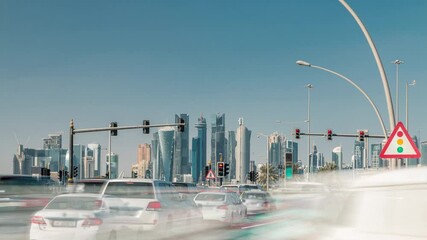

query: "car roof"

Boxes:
[55, 193, 103, 198]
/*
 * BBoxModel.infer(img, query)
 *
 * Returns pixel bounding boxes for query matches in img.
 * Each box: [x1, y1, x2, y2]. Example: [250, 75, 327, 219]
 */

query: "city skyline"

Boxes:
[2, 0, 427, 176]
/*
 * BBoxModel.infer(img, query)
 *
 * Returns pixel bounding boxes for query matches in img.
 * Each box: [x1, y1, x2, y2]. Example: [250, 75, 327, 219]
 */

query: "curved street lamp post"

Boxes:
[296, 60, 388, 139]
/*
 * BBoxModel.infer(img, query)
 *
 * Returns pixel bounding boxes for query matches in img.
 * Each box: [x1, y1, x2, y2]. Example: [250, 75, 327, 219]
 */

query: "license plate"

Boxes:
[52, 220, 76, 227]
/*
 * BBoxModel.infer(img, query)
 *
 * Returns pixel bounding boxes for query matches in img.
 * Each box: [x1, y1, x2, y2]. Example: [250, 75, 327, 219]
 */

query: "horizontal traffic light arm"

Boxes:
[73, 123, 185, 134]
[295, 132, 386, 139]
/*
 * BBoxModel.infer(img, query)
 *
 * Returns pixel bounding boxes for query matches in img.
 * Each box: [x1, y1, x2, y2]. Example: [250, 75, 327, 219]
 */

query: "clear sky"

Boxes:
[1, 0, 426, 176]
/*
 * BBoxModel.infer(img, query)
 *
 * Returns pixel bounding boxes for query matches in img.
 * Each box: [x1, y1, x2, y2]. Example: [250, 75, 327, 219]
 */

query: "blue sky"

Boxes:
[1, 0, 426, 176]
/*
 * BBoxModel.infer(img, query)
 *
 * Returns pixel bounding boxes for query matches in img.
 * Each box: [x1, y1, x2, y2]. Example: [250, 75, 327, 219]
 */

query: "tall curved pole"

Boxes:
[339, 0, 395, 131]
[297, 60, 388, 139]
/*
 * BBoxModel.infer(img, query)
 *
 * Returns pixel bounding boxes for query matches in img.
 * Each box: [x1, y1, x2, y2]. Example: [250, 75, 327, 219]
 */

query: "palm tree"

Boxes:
[318, 162, 338, 172]
[257, 164, 279, 190]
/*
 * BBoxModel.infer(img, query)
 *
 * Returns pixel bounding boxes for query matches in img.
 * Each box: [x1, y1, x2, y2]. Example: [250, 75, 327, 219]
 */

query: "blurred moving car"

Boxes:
[0, 175, 57, 226]
[220, 184, 262, 195]
[194, 191, 247, 224]
[29, 193, 125, 240]
[240, 190, 275, 215]
[100, 179, 202, 237]
[321, 168, 427, 240]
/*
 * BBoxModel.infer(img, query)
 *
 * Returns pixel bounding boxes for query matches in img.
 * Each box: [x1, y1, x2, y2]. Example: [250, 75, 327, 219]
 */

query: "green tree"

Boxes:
[318, 162, 338, 172]
[257, 164, 279, 189]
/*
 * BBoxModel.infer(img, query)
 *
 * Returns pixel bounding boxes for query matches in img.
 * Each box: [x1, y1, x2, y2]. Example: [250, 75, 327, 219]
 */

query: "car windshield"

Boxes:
[195, 194, 225, 202]
[104, 182, 154, 199]
[46, 196, 102, 210]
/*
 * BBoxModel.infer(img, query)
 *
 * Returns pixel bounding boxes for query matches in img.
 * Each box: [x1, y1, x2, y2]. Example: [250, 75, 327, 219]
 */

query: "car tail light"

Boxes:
[31, 216, 46, 225]
[94, 200, 104, 208]
[146, 201, 161, 211]
[82, 218, 103, 227]
[217, 205, 228, 210]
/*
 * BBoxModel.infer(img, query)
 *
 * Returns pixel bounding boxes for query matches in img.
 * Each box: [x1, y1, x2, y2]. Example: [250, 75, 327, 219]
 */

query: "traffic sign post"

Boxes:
[205, 169, 216, 187]
[380, 122, 421, 159]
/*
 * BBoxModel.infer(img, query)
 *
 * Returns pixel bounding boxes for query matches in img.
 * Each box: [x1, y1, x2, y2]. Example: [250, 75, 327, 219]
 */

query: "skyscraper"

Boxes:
[192, 116, 207, 183]
[332, 146, 343, 170]
[268, 132, 282, 167]
[370, 143, 383, 169]
[235, 118, 251, 183]
[87, 143, 101, 177]
[106, 152, 119, 179]
[311, 145, 318, 172]
[284, 140, 298, 165]
[174, 114, 190, 175]
[227, 131, 237, 180]
[42, 134, 62, 150]
[159, 127, 175, 182]
[151, 132, 161, 180]
[353, 141, 365, 169]
[211, 113, 226, 169]
[137, 143, 151, 178]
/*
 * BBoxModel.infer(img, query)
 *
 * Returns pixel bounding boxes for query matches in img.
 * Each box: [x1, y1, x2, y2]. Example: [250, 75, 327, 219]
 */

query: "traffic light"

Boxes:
[177, 118, 185, 132]
[73, 166, 78, 177]
[224, 163, 230, 176]
[358, 130, 365, 142]
[255, 172, 259, 181]
[204, 166, 209, 178]
[110, 122, 118, 136]
[132, 171, 137, 178]
[64, 170, 69, 179]
[295, 128, 300, 139]
[217, 162, 224, 177]
[143, 120, 150, 134]
[327, 129, 333, 140]
[58, 170, 63, 181]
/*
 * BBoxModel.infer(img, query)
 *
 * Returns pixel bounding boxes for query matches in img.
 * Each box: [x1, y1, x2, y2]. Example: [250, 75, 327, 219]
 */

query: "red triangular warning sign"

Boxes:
[206, 169, 216, 179]
[380, 122, 421, 158]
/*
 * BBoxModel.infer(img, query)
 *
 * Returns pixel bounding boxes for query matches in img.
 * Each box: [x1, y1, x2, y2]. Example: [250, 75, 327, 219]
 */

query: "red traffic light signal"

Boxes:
[217, 162, 224, 177]
[327, 129, 333, 140]
[358, 130, 365, 142]
[295, 128, 300, 139]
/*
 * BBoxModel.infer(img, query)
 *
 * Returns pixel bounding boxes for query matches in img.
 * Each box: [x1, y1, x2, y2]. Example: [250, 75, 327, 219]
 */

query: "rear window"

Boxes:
[74, 181, 105, 193]
[104, 182, 154, 199]
[242, 192, 267, 200]
[195, 194, 225, 202]
[46, 196, 102, 210]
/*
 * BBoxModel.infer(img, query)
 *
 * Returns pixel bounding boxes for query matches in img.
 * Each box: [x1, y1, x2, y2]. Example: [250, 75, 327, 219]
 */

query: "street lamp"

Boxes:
[392, 60, 404, 122]
[339, 0, 395, 130]
[405, 80, 416, 168]
[296, 60, 388, 139]
[406, 80, 416, 130]
[339, 0, 396, 169]
[257, 133, 270, 191]
[306, 84, 313, 174]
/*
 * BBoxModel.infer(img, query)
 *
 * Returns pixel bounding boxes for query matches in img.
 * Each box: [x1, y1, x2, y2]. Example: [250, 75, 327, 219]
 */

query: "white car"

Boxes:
[193, 191, 247, 224]
[29, 193, 125, 240]
[321, 167, 427, 240]
[100, 179, 203, 238]
[240, 190, 275, 215]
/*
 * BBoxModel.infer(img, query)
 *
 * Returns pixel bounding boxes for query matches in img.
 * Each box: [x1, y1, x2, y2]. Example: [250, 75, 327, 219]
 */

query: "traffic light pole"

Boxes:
[68, 119, 185, 183]
[297, 132, 385, 139]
